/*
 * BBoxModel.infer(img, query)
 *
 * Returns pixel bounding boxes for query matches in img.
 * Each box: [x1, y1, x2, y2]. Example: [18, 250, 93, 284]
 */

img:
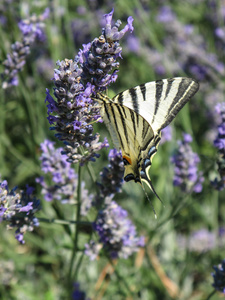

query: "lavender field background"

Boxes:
[1, 1, 225, 299]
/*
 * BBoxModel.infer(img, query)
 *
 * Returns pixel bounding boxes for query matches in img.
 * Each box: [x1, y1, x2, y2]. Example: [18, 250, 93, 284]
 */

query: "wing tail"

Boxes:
[140, 169, 163, 203]
[140, 170, 163, 219]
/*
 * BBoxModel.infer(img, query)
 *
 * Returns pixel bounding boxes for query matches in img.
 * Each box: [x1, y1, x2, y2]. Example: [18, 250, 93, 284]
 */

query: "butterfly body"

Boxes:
[95, 77, 199, 200]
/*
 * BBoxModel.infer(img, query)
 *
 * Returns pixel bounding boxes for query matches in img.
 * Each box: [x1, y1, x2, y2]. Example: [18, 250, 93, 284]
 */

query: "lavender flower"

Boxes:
[126, 35, 140, 54]
[211, 103, 225, 190]
[0, 181, 40, 244]
[155, 5, 225, 83]
[84, 241, 102, 261]
[171, 133, 204, 193]
[85, 201, 145, 260]
[212, 259, 225, 294]
[72, 282, 90, 300]
[36, 57, 55, 81]
[85, 148, 143, 261]
[45, 10, 133, 165]
[95, 148, 124, 206]
[161, 125, 172, 144]
[157, 5, 176, 23]
[1, 8, 50, 89]
[36, 140, 93, 216]
[177, 229, 217, 253]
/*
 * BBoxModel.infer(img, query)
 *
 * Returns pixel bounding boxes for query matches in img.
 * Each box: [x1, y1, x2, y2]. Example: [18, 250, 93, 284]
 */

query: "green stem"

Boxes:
[37, 217, 91, 226]
[205, 290, 217, 300]
[52, 201, 72, 237]
[73, 252, 85, 281]
[18, 76, 37, 146]
[68, 165, 82, 290]
[79, 146, 97, 184]
[153, 192, 192, 235]
[108, 259, 135, 297]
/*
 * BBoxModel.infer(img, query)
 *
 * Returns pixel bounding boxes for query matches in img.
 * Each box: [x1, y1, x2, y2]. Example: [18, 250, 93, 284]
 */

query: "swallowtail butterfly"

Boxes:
[95, 77, 199, 210]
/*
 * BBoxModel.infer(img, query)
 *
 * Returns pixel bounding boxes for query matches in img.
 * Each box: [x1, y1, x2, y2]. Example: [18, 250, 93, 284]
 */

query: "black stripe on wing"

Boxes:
[164, 78, 199, 129]
[140, 83, 146, 101]
[129, 109, 137, 136]
[168, 78, 187, 113]
[115, 105, 129, 147]
[104, 102, 111, 122]
[141, 128, 154, 152]
[155, 79, 164, 115]
[141, 118, 150, 143]
[108, 104, 125, 150]
[129, 87, 139, 114]
[117, 92, 124, 105]
[151, 79, 164, 124]
[165, 78, 174, 99]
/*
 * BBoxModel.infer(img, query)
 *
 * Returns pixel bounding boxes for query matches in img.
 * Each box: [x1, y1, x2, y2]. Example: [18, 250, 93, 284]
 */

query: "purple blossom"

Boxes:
[36, 140, 93, 216]
[215, 27, 225, 40]
[171, 133, 204, 193]
[71, 17, 92, 47]
[36, 57, 54, 81]
[157, 6, 176, 23]
[211, 103, 225, 190]
[126, 35, 140, 54]
[45, 10, 133, 165]
[161, 125, 172, 144]
[72, 282, 90, 300]
[212, 259, 225, 294]
[95, 148, 124, 207]
[0, 180, 40, 244]
[18, 9, 49, 43]
[152, 5, 225, 90]
[177, 229, 218, 253]
[85, 201, 145, 260]
[103, 9, 133, 42]
[1, 8, 49, 89]
[84, 241, 102, 261]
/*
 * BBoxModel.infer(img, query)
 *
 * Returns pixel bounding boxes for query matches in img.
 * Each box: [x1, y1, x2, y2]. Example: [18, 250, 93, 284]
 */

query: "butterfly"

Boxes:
[94, 77, 199, 211]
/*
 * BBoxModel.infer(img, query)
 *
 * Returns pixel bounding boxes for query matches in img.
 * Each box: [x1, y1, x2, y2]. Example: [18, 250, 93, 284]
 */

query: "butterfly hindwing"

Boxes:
[96, 93, 161, 198]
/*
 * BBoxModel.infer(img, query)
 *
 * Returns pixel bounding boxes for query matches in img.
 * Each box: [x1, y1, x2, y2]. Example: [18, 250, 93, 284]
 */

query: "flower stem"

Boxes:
[68, 165, 82, 292]
[206, 290, 216, 300]
[109, 259, 135, 297]
[37, 217, 91, 226]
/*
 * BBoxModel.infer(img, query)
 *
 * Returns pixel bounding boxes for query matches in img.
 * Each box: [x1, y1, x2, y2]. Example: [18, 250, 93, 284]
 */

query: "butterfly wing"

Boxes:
[113, 77, 199, 134]
[95, 77, 199, 200]
[97, 95, 161, 198]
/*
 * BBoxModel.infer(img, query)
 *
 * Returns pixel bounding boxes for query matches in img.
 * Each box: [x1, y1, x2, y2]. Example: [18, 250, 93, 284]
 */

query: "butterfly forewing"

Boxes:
[113, 77, 199, 133]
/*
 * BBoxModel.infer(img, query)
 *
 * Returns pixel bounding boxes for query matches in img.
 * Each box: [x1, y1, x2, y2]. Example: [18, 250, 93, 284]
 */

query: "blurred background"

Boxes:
[0, 0, 225, 299]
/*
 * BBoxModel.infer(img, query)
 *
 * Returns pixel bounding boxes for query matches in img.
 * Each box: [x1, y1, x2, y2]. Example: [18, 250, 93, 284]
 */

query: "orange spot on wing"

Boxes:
[123, 155, 132, 165]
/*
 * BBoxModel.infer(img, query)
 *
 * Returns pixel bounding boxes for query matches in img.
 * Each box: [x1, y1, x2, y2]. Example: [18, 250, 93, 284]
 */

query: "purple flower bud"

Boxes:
[85, 201, 145, 260]
[212, 259, 225, 294]
[0, 180, 40, 244]
[36, 140, 93, 215]
[46, 10, 134, 165]
[1, 8, 49, 89]
[212, 103, 225, 190]
[161, 125, 172, 144]
[171, 133, 204, 193]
